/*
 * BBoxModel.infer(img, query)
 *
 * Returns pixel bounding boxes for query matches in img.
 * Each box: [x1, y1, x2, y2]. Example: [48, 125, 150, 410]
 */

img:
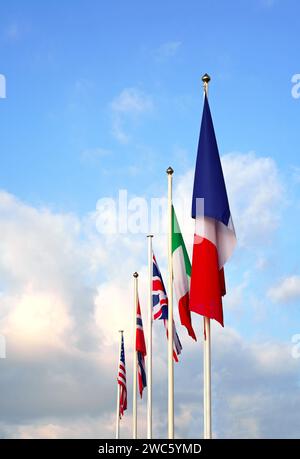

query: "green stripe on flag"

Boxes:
[172, 205, 191, 276]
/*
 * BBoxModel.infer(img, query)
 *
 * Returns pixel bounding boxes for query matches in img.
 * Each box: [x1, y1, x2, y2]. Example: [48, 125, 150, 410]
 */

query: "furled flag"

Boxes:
[152, 253, 182, 361]
[172, 205, 197, 341]
[190, 94, 236, 326]
[117, 334, 127, 418]
[136, 300, 147, 398]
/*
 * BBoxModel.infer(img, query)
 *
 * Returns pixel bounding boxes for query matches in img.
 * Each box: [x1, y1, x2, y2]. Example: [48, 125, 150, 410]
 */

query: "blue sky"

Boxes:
[0, 0, 300, 439]
[1, 0, 300, 211]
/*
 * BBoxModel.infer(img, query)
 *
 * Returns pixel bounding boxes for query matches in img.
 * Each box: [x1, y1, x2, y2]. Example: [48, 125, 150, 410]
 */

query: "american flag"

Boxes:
[117, 333, 127, 418]
[152, 254, 182, 362]
[136, 300, 147, 397]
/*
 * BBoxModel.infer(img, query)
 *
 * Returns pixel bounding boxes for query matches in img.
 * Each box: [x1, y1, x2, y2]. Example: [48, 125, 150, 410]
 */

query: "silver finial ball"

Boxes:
[202, 73, 211, 84]
[133, 272, 138, 278]
[166, 166, 174, 175]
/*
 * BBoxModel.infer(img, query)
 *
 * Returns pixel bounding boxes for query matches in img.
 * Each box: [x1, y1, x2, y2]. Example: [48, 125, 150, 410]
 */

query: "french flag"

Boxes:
[190, 94, 236, 327]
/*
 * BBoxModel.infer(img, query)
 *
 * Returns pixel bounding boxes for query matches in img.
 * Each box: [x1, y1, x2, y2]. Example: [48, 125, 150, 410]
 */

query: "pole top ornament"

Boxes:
[202, 73, 211, 84]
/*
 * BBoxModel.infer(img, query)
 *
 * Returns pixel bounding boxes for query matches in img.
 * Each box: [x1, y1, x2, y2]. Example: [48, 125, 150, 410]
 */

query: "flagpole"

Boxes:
[116, 329, 123, 439]
[203, 317, 212, 438]
[133, 272, 138, 439]
[166, 166, 174, 439]
[147, 234, 153, 439]
[202, 72, 212, 439]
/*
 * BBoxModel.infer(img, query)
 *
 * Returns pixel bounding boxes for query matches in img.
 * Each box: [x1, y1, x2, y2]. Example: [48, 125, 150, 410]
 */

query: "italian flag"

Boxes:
[172, 206, 197, 341]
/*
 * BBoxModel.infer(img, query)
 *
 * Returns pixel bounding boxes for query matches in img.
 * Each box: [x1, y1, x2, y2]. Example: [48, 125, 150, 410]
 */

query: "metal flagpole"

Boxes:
[202, 73, 212, 439]
[203, 317, 212, 438]
[133, 272, 138, 439]
[166, 166, 174, 439]
[147, 235, 153, 439]
[116, 329, 123, 439]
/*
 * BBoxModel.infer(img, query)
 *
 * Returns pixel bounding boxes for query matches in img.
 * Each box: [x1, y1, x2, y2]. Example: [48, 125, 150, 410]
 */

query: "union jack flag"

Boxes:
[117, 333, 127, 418]
[136, 300, 147, 397]
[152, 254, 182, 362]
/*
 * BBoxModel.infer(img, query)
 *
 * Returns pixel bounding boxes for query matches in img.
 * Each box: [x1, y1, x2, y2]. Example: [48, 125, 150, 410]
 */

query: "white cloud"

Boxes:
[111, 88, 153, 115]
[0, 74, 6, 99]
[260, 0, 276, 8]
[110, 88, 153, 143]
[0, 151, 297, 439]
[224, 274, 249, 312]
[0, 191, 94, 354]
[1, 324, 299, 439]
[80, 147, 111, 164]
[0, 414, 117, 439]
[268, 275, 300, 303]
[291, 165, 300, 183]
[171, 151, 284, 252]
[94, 281, 132, 347]
[3, 290, 73, 351]
[111, 116, 130, 144]
[221, 152, 284, 247]
[155, 41, 182, 60]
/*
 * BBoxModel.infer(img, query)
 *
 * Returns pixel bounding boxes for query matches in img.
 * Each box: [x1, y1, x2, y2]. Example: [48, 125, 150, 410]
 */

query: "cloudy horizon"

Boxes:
[1, 0, 300, 439]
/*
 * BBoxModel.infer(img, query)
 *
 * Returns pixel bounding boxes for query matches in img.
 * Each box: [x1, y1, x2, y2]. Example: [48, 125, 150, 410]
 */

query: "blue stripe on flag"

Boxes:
[192, 95, 230, 225]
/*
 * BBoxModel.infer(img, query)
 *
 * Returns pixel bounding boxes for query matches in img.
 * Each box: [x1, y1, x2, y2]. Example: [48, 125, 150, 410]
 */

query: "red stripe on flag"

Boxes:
[178, 292, 197, 341]
[153, 279, 166, 291]
[190, 236, 224, 326]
